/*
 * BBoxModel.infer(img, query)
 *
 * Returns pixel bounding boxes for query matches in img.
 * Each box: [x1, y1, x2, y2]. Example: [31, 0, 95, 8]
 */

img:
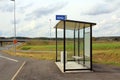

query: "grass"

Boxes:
[92, 41, 120, 66]
[20, 45, 56, 51]
[93, 50, 120, 65]
[18, 40, 75, 51]
[3, 40, 120, 66]
[3, 50, 56, 60]
[93, 41, 120, 50]
[19, 45, 75, 51]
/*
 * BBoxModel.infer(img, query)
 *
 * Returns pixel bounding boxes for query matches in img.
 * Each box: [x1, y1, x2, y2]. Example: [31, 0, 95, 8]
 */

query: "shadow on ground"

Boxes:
[93, 63, 120, 73]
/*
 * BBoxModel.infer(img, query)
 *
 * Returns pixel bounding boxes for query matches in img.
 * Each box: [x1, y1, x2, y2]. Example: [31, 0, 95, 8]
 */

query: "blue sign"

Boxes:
[56, 15, 67, 20]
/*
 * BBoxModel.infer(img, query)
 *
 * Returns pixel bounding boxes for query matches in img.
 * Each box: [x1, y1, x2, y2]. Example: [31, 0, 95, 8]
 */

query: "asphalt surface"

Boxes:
[0, 50, 120, 80]
[16, 60, 120, 80]
[0, 51, 26, 80]
[0, 43, 22, 50]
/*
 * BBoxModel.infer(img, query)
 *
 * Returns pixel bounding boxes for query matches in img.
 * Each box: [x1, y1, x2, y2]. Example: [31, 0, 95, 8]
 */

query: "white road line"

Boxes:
[0, 55, 18, 62]
[11, 61, 26, 80]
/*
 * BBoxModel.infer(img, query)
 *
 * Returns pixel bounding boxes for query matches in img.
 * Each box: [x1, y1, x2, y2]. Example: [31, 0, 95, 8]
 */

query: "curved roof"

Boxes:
[54, 20, 96, 30]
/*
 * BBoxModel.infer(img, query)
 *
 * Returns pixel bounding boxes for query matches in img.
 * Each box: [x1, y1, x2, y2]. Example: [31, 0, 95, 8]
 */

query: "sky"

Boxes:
[0, 0, 120, 37]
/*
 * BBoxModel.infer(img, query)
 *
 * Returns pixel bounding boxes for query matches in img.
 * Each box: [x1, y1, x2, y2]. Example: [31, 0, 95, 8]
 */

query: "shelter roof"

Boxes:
[54, 20, 96, 30]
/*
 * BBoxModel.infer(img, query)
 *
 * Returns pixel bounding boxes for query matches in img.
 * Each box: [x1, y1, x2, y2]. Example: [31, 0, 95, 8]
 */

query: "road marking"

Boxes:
[11, 61, 26, 80]
[0, 55, 18, 62]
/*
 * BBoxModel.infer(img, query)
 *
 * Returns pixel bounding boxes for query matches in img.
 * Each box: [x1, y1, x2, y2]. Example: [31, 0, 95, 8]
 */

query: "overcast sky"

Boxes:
[0, 0, 120, 37]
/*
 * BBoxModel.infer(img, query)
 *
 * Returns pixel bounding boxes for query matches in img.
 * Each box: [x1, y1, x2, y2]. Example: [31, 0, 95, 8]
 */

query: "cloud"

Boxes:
[18, 20, 37, 32]
[82, 0, 120, 15]
[0, 30, 13, 37]
[0, 0, 7, 1]
[17, 23, 50, 37]
[1, 0, 120, 37]
[0, 4, 14, 12]
[0, 2, 33, 13]
[0, 31, 2, 36]
[10, 19, 21, 25]
[17, 3, 34, 13]
[105, 0, 120, 3]
[84, 4, 115, 15]
[93, 14, 120, 36]
[25, 2, 67, 20]
[17, 19, 47, 37]
[95, 24, 120, 36]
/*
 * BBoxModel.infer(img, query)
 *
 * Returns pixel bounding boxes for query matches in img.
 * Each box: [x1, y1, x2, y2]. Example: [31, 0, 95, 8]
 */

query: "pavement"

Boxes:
[0, 51, 120, 80]
[16, 60, 120, 80]
[0, 51, 26, 80]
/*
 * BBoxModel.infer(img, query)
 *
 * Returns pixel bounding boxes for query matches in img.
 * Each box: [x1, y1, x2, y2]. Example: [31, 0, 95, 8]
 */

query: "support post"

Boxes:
[56, 26, 58, 62]
[90, 24, 93, 71]
[78, 28, 80, 56]
[0, 41, 2, 47]
[77, 26, 80, 64]
[83, 24, 85, 65]
[63, 20, 66, 72]
[74, 29, 76, 57]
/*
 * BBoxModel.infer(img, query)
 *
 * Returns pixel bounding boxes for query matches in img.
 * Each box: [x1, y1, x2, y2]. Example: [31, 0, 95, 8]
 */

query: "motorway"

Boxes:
[0, 51, 26, 80]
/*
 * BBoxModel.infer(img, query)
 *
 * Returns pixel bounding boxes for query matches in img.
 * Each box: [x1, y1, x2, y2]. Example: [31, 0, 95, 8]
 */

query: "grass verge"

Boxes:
[2, 40, 120, 66]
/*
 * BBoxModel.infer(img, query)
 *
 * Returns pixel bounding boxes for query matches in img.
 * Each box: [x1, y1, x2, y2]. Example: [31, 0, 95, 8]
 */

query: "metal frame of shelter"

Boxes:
[55, 20, 96, 72]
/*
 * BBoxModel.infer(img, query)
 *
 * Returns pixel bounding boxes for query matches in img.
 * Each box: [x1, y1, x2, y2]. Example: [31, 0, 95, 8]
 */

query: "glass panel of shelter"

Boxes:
[57, 28, 64, 62]
[84, 27, 91, 68]
[65, 25, 91, 70]
[56, 22, 91, 71]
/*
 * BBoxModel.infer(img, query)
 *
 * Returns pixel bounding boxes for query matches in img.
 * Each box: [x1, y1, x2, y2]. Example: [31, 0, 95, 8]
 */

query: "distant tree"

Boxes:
[0, 37, 5, 39]
[114, 38, 119, 41]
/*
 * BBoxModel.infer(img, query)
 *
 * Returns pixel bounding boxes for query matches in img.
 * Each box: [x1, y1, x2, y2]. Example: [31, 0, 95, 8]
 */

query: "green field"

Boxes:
[92, 41, 120, 66]
[4, 40, 120, 66]
[93, 41, 120, 50]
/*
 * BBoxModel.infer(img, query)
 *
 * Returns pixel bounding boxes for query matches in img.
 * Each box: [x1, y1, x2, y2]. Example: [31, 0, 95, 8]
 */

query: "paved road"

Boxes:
[0, 39, 28, 42]
[0, 43, 22, 50]
[1, 51, 120, 80]
[0, 52, 26, 80]
[16, 60, 120, 80]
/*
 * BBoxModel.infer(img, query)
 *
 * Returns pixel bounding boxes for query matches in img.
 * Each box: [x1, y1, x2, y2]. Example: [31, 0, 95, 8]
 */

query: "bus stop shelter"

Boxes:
[55, 20, 96, 72]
